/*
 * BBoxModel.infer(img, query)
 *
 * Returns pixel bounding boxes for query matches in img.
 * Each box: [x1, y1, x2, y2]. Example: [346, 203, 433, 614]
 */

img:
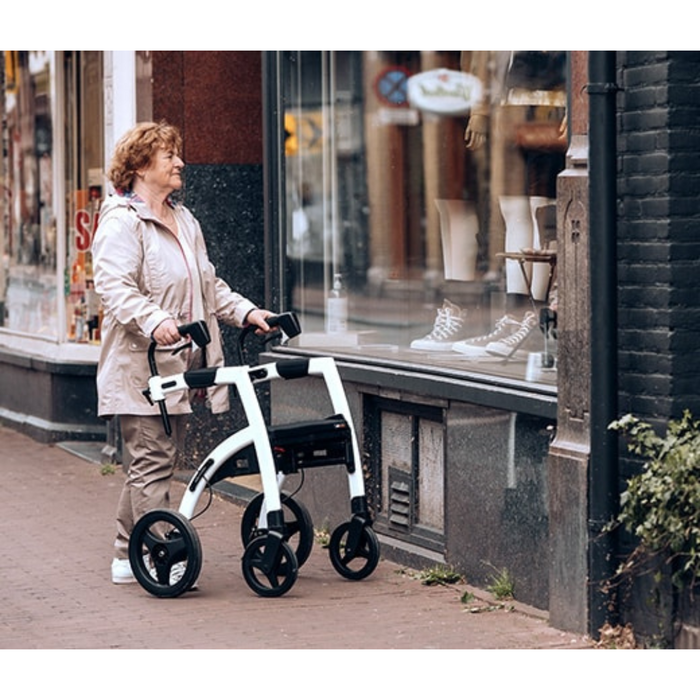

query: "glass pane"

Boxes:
[1, 51, 58, 337]
[64, 51, 104, 344]
[281, 51, 566, 388]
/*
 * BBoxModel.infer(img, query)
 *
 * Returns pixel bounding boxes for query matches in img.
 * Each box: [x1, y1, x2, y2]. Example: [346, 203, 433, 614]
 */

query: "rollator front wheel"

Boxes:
[241, 534, 298, 597]
[241, 492, 314, 567]
[329, 520, 380, 581]
[129, 509, 202, 598]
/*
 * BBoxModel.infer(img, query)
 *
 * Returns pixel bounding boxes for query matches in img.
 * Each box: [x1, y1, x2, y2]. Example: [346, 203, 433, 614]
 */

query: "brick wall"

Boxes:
[617, 51, 700, 424]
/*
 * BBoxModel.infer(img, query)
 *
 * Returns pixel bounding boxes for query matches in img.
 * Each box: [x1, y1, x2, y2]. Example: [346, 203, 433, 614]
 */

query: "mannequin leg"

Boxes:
[435, 199, 479, 282]
[499, 195, 533, 296]
[529, 196, 556, 301]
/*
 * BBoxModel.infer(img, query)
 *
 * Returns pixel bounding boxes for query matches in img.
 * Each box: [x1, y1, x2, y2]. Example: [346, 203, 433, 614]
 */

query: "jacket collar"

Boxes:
[102, 191, 178, 223]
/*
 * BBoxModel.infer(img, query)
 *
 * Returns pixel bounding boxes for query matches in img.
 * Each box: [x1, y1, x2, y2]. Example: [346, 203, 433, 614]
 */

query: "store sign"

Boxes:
[75, 208, 100, 252]
[375, 66, 411, 107]
[73, 187, 102, 252]
[407, 69, 483, 116]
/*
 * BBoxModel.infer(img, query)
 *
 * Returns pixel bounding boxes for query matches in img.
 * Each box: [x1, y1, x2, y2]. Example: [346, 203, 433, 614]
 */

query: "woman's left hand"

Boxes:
[246, 308, 273, 334]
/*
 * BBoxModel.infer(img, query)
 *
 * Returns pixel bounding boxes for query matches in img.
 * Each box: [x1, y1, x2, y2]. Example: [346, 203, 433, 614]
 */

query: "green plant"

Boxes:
[609, 410, 700, 589]
[314, 520, 331, 548]
[486, 565, 515, 600]
[460, 590, 475, 605]
[419, 564, 463, 586]
[100, 462, 116, 476]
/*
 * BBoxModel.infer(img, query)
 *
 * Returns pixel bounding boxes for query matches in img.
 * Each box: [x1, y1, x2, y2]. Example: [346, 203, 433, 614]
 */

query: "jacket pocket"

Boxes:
[127, 336, 186, 385]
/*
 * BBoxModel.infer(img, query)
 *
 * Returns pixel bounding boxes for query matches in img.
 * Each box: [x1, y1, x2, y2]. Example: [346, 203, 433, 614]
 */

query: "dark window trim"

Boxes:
[264, 347, 557, 421]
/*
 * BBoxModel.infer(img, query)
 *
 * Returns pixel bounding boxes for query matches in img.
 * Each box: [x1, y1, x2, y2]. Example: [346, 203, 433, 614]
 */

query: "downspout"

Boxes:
[587, 51, 620, 632]
[261, 52, 285, 312]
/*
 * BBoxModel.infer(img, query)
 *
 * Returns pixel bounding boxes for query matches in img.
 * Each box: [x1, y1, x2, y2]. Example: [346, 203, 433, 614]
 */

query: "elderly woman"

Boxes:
[92, 121, 273, 585]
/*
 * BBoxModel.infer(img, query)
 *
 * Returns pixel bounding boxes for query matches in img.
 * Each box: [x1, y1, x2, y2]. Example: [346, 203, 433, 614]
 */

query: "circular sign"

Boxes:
[375, 66, 411, 107]
[407, 69, 484, 116]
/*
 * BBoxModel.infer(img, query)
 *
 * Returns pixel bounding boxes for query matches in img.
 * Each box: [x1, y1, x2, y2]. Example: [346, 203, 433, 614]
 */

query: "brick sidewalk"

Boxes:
[0, 424, 592, 650]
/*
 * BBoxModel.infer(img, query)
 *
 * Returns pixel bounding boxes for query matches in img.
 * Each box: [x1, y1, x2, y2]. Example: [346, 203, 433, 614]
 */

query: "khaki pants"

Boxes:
[114, 414, 187, 559]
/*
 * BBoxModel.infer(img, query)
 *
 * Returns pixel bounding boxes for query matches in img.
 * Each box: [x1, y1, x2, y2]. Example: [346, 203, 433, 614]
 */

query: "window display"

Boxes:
[280, 51, 566, 387]
[64, 51, 104, 344]
[1, 51, 104, 343]
[1, 51, 58, 337]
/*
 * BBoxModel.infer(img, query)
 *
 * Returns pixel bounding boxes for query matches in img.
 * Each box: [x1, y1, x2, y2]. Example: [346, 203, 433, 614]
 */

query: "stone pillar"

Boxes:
[547, 51, 592, 633]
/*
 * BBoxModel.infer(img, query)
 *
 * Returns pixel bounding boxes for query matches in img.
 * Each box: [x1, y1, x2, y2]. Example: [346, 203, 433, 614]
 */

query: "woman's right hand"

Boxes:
[152, 318, 182, 345]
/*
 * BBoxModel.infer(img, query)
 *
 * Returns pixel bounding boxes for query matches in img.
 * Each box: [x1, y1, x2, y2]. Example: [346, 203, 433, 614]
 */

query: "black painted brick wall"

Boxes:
[617, 51, 700, 425]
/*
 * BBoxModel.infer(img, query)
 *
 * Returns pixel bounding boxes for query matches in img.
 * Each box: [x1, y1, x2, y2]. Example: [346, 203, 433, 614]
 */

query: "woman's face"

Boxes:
[142, 146, 184, 194]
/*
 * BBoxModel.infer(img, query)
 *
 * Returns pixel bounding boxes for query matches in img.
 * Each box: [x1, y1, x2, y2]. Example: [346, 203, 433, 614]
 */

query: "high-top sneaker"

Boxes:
[451, 314, 522, 357]
[485, 311, 539, 358]
[410, 299, 466, 351]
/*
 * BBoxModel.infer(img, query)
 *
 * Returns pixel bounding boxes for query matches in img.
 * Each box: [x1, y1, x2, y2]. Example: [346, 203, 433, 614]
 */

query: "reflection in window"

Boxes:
[281, 51, 565, 388]
[2, 51, 57, 337]
[64, 51, 104, 344]
[1, 51, 104, 342]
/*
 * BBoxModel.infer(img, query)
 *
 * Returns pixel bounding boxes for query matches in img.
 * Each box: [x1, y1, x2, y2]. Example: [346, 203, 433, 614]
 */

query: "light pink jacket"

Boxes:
[92, 193, 257, 418]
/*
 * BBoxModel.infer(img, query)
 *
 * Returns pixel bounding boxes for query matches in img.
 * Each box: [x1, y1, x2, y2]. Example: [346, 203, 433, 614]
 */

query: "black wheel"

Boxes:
[128, 509, 202, 598]
[541, 351, 556, 369]
[241, 534, 298, 597]
[241, 492, 314, 567]
[329, 520, 380, 581]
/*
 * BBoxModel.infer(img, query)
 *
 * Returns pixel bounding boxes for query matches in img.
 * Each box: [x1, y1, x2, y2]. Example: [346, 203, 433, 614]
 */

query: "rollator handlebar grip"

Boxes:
[177, 320, 211, 347]
[144, 321, 213, 438]
[265, 312, 301, 340]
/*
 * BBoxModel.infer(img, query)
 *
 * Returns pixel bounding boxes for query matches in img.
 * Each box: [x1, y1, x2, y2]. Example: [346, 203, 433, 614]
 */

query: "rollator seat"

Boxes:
[268, 414, 355, 473]
[203, 415, 356, 486]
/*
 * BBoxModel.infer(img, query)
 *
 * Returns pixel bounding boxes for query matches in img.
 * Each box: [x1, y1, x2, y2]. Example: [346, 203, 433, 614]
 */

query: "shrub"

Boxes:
[610, 410, 700, 589]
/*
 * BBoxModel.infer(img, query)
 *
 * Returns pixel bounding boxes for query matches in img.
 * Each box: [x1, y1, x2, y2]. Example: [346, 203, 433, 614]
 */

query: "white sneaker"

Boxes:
[141, 555, 196, 588]
[411, 300, 466, 351]
[452, 315, 521, 357]
[169, 561, 198, 590]
[486, 311, 539, 357]
[169, 561, 186, 585]
[111, 557, 136, 584]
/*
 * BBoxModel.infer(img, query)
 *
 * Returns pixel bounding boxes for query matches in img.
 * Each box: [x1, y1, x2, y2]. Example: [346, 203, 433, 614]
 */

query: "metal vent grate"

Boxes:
[388, 468, 412, 531]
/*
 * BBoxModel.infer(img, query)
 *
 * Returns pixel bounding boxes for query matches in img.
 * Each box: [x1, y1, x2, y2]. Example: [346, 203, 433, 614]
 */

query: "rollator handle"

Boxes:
[144, 320, 211, 438]
[235, 311, 302, 366]
[177, 320, 211, 347]
[265, 312, 301, 340]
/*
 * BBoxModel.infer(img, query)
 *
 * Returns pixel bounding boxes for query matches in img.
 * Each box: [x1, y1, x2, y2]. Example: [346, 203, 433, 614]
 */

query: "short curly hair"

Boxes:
[107, 121, 183, 192]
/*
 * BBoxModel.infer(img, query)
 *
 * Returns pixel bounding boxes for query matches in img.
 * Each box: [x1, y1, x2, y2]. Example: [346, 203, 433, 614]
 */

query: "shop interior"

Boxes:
[283, 51, 567, 388]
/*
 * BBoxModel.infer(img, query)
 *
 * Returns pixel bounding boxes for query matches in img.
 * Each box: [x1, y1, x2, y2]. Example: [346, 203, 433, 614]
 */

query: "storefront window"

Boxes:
[1, 51, 103, 343]
[280, 51, 566, 388]
[1, 51, 57, 337]
[63, 51, 104, 344]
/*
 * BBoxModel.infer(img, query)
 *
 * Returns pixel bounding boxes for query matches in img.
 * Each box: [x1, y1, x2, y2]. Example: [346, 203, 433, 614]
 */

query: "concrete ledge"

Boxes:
[0, 345, 102, 443]
[0, 407, 106, 444]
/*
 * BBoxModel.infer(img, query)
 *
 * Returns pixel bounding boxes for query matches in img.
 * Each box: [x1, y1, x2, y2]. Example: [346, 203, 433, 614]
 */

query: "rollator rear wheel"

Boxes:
[241, 492, 314, 567]
[329, 521, 380, 581]
[241, 534, 298, 597]
[129, 509, 202, 598]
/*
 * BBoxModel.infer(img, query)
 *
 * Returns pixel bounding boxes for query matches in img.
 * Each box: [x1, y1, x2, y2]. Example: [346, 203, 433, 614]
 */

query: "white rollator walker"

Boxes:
[130, 312, 380, 598]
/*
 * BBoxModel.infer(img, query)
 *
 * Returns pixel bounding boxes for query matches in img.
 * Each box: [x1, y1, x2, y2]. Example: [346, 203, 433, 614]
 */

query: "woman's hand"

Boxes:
[245, 308, 273, 334]
[152, 318, 182, 345]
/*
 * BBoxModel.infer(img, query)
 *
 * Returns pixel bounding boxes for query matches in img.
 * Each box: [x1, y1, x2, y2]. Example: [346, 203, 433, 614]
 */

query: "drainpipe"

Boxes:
[261, 51, 285, 312]
[587, 51, 619, 632]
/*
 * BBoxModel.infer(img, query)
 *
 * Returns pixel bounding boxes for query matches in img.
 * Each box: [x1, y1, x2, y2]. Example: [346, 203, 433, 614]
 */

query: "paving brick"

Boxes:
[0, 424, 592, 652]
